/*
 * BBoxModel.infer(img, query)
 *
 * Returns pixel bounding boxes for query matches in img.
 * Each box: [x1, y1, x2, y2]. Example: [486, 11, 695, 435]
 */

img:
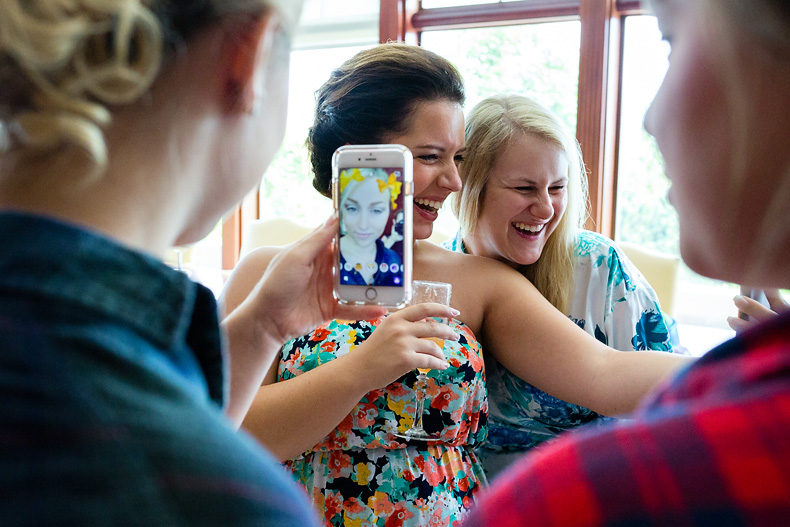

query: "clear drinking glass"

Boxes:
[395, 280, 452, 441]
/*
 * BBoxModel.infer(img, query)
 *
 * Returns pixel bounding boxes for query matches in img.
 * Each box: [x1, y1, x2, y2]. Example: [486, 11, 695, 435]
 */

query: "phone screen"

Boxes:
[337, 167, 406, 288]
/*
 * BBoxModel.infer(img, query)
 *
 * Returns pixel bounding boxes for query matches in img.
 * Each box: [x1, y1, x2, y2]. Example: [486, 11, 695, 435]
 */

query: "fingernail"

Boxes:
[450, 308, 460, 316]
[324, 213, 338, 226]
[733, 295, 746, 306]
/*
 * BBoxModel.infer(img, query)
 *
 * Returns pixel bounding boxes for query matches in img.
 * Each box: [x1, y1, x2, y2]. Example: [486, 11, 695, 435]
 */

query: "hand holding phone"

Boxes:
[728, 286, 787, 332]
[737, 286, 769, 321]
[332, 145, 413, 307]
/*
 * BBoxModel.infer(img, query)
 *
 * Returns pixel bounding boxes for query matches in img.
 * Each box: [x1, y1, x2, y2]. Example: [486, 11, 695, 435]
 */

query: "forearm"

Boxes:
[242, 353, 372, 461]
[492, 320, 694, 416]
[588, 349, 695, 416]
[221, 302, 286, 426]
[485, 275, 695, 417]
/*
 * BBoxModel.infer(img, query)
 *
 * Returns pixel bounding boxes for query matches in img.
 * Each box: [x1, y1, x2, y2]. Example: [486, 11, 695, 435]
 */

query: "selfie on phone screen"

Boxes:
[332, 145, 412, 306]
[338, 167, 405, 287]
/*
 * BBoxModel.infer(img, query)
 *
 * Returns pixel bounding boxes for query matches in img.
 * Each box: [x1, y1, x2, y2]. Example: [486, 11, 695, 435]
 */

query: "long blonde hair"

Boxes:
[453, 94, 588, 313]
[0, 0, 301, 176]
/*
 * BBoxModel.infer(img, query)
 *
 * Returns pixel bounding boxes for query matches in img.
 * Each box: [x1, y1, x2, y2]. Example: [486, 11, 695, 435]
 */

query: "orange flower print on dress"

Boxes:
[385, 504, 415, 527]
[327, 451, 353, 479]
[368, 491, 395, 516]
[431, 384, 461, 412]
[310, 326, 332, 342]
[324, 491, 343, 523]
[279, 317, 487, 526]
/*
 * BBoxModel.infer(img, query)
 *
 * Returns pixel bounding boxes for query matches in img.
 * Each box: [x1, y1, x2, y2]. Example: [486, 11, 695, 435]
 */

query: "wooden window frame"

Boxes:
[222, 0, 649, 268]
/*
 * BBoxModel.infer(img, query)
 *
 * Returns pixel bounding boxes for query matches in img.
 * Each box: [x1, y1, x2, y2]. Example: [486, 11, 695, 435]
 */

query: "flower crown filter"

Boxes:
[339, 168, 402, 210]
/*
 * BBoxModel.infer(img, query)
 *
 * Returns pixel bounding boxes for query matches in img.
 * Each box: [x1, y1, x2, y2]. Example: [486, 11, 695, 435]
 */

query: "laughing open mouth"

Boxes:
[513, 222, 545, 235]
[415, 198, 442, 214]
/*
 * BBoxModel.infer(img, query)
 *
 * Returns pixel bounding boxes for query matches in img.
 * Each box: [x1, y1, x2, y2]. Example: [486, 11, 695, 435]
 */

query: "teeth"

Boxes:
[514, 223, 543, 233]
[415, 198, 442, 211]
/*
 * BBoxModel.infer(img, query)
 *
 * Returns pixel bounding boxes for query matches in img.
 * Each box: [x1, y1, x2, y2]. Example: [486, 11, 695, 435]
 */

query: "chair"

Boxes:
[239, 217, 315, 257]
[617, 241, 681, 317]
[163, 246, 194, 270]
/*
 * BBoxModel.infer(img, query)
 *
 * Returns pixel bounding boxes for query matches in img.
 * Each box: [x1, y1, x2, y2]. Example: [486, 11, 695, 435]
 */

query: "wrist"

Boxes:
[226, 297, 287, 359]
[334, 350, 381, 397]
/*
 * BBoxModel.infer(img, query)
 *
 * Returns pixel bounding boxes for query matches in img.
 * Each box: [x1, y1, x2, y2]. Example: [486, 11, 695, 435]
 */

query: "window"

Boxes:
[421, 22, 580, 135]
[616, 15, 735, 351]
[258, 0, 380, 227]
[420, 20, 580, 237]
[615, 16, 674, 255]
[421, 0, 530, 7]
[258, 45, 372, 228]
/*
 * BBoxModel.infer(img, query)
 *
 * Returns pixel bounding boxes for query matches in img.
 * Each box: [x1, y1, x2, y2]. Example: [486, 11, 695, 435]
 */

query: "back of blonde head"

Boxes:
[0, 0, 301, 176]
[454, 94, 588, 312]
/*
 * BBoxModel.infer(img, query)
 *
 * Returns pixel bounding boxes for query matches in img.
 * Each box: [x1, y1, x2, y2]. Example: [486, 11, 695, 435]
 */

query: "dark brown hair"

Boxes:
[307, 43, 465, 197]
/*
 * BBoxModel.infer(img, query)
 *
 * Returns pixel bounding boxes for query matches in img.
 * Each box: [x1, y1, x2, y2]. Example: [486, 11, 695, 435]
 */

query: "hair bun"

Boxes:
[0, 0, 163, 167]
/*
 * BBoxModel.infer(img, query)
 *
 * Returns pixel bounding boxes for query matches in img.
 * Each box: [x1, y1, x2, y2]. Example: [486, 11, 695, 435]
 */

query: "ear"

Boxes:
[222, 12, 279, 115]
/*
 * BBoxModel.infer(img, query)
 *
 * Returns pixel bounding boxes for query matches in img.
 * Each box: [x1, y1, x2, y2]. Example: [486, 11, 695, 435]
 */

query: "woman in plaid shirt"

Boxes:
[465, 0, 790, 525]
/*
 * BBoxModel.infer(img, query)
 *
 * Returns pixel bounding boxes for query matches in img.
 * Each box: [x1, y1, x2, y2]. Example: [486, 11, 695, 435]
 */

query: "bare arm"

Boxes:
[221, 219, 459, 458]
[220, 216, 387, 425]
[480, 262, 694, 417]
[240, 304, 457, 460]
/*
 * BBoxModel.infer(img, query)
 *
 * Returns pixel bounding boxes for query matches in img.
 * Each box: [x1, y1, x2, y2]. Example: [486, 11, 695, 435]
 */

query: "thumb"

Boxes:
[268, 215, 336, 270]
[290, 214, 338, 258]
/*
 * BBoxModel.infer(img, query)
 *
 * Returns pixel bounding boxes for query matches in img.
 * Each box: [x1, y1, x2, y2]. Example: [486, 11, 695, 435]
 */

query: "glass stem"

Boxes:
[414, 374, 428, 430]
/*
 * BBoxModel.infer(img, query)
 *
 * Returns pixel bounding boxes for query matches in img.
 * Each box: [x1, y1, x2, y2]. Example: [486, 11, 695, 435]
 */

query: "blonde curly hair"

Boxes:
[0, 0, 301, 174]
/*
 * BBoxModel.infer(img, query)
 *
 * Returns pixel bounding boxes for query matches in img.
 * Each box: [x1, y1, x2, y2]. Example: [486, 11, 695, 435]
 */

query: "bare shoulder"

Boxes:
[415, 240, 522, 283]
[414, 241, 532, 332]
[219, 246, 285, 316]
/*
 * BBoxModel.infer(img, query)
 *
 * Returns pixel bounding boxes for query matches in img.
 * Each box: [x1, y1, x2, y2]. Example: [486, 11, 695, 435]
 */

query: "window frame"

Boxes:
[221, 0, 648, 268]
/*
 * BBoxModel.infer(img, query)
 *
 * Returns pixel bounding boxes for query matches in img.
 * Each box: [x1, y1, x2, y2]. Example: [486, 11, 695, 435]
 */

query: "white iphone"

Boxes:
[332, 144, 413, 307]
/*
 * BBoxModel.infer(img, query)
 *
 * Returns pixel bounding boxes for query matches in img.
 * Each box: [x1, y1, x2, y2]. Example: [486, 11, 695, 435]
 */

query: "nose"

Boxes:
[359, 210, 370, 229]
[644, 100, 656, 138]
[438, 161, 463, 193]
[644, 86, 662, 139]
[530, 189, 554, 221]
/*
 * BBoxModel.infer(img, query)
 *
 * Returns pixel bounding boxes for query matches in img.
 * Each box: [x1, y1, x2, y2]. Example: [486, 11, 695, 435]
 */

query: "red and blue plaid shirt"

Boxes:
[465, 311, 790, 526]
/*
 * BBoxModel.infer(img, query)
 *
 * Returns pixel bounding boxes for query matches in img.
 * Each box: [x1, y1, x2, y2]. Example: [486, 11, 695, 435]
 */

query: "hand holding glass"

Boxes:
[395, 280, 452, 441]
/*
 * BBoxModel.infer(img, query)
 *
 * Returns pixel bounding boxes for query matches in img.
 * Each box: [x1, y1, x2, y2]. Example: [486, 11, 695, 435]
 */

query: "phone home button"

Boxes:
[365, 287, 377, 300]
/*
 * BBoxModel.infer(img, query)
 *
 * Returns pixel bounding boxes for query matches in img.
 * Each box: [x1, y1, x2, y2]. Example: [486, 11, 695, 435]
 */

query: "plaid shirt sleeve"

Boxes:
[464, 312, 790, 527]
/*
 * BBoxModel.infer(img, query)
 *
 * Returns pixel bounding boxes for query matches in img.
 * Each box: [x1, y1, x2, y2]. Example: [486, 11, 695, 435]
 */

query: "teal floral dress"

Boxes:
[444, 230, 675, 479]
[278, 316, 488, 526]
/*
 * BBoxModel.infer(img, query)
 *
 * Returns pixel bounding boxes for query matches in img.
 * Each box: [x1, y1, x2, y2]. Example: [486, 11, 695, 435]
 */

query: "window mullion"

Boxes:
[577, 0, 621, 237]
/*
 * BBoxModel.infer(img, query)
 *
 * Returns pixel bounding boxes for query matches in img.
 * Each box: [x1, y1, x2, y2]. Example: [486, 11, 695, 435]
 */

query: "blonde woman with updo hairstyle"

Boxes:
[466, 0, 790, 524]
[0, 1, 385, 524]
[446, 94, 676, 478]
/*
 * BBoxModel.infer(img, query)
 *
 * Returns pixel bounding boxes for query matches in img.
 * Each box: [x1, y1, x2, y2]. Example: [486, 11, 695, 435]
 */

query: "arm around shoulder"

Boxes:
[479, 263, 694, 417]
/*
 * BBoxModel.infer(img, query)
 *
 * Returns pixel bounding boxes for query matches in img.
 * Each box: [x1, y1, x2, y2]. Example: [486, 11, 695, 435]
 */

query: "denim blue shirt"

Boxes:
[0, 212, 319, 526]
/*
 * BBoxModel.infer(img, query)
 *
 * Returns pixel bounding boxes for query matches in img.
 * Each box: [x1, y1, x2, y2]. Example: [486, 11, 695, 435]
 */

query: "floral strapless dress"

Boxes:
[278, 317, 488, 527]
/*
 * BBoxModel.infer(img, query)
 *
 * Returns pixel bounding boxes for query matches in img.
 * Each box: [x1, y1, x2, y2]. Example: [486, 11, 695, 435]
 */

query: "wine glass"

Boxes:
[394, 280, 452, 441]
